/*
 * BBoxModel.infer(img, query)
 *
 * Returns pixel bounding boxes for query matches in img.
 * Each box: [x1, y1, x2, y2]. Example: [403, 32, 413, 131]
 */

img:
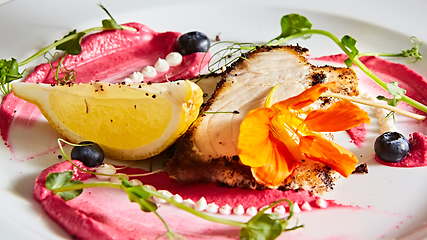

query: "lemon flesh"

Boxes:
[11, 80, 203, 160]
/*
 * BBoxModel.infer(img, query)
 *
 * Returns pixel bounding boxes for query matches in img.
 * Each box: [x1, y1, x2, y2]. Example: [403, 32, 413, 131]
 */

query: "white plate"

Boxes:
[1, 0, 427, 239]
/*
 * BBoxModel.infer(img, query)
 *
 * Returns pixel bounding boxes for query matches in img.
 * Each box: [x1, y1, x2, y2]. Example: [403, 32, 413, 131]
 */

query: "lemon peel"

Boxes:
[11, 80, 203, 160]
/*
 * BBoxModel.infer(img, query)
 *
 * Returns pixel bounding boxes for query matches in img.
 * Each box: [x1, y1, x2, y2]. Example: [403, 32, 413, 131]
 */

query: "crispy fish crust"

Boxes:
[168, 45, 359, 194]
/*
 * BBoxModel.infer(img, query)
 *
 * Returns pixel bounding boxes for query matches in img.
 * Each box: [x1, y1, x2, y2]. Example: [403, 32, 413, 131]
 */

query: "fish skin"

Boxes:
[168, 45, 359, 194]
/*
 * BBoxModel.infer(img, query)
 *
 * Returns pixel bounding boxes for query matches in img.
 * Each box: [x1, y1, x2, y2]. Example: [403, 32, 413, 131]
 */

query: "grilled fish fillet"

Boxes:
[168, 45, 359, 194]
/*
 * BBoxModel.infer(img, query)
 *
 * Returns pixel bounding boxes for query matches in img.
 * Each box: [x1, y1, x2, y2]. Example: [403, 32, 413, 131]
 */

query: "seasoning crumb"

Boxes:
[352, 163, 369, 174]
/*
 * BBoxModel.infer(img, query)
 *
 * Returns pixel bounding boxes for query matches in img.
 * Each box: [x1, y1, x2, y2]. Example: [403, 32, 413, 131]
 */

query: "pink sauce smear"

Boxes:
[34, 161, 348, 240]
[315, 54, 427, 166]
[0, 22, 210, 145]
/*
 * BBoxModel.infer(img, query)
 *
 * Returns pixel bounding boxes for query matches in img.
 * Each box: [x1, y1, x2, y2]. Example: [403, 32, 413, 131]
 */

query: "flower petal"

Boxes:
[304, 99, 370, 132]
[238, 108, 276, 168]
[239, 110, 303, 188]
[251, 116, 302, 187]
[299, 135, 357, 177]
[273, 82, 335, 110]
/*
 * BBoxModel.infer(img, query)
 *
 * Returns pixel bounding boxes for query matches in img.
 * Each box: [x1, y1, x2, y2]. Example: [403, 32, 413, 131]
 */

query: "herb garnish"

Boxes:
[0, 4, 136, 95]
[205, 14, 425, 116]
[46, 139, 303, 239]
[47, 170, 303, 239]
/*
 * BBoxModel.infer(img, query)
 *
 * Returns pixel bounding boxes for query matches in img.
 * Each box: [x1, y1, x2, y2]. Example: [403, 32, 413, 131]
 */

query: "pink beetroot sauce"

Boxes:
[34, 161, 346, 240]
[0, 22, 210, 144]
[315, 54, 427, 167]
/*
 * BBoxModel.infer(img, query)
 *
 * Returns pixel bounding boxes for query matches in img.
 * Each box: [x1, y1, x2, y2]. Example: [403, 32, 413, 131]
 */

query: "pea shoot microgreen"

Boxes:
[0, 4, 136, 95]
[47, 170, 303, 240]
[204, 13, 426, 117]
[48, 138, 303, 239]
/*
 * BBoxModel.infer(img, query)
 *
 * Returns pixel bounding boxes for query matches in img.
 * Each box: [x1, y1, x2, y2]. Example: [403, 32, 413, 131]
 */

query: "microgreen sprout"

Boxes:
[47, 170, 303, 239]
[0, 4, 136, 95]
[269, 14, 427, 115]
[43, 52, 76, 84]
[203, 13, 426, 116]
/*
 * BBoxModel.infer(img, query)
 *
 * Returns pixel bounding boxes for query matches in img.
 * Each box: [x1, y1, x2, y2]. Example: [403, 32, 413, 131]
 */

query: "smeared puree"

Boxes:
[0, 22, 210, 145]
[34, 161, 346, 240]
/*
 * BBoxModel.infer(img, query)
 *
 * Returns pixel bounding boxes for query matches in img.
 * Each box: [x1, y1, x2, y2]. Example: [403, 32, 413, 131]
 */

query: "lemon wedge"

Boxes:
[11, 80, 203, 160]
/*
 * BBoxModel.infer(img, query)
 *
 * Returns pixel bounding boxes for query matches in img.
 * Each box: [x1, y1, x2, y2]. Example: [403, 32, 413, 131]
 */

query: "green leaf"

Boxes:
[45, 171, 83, 201]
[98, 4, 123, 30]
[57, 180, 84, 201]
[240, 213, 286, 240]
[341, 35, 359, 67]
[45, 171, 73, 190]
[386, 81, 406, 99]
[122, 179, 157, 212]
[0, 58, 25, 83]
[55, 30, 86, 55]
[279, 14, 313, 39]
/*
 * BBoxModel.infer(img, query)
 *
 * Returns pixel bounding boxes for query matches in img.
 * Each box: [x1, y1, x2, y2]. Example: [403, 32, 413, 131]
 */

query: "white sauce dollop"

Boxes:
[172, 194, 183, 203]
[154, 58, 170, 72]
[143, 184, 156, 191]
[301, 201, 312, 211]
[194, 197, 207, 211]
[109, 173, 129, 184]
[291, 202, 301, 213]
[315, 198, 328, 209]
[360, 92, 397, 133]
[183, 199, 195, 208]
[129, 71, 144, 83]
[246, 207, 258, 216]
[206, 203, 219, 213]
[142, 66, 157, 77]
[166, 52, 183, 66]
[233, 205, 245, 215]
[128, 179, 142, 186]
[219, 204, 232, 215]
[260, 205, 272, 214]
[153, 190, 173, 204]
[273, 205, 287, 215]
[95, 164, 116, 180]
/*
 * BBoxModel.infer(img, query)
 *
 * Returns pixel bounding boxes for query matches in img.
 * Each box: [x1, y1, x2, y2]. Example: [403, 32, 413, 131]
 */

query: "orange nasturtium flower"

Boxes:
[238, 82, 370, 188]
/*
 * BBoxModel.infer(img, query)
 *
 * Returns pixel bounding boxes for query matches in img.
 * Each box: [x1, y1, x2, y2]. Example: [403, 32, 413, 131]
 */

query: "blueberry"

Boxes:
[176, 31, 210, 55]
[71, 141, 104, 167]
[374, 132, 410, 163]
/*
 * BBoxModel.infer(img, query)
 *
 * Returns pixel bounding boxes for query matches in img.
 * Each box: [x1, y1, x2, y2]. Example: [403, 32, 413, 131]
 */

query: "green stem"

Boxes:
[358, 52, 404, 58]
[269, 29, 427, 114]
[52, 182, 247, 229]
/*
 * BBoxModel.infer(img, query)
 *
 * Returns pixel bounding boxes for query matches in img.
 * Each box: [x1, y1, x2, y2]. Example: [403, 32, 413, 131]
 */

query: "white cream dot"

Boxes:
[246, 207, 258, 216]
[142, 66, 157, 77]
[183, 199, 195, 208]
[291, 202, 301, 213]
[315, 198, 328, 209]
[194, 197, 207, 211]
[154, 58, 170, 72]
[219, 204, 232, 215]
[301, 202, 312, 211]
[166, 52, 183, 66]
[109, 173, 129, 184]
[128, 179, 142, 186]
[273, 205, 286, 215]
[233, 205, 245, 215]
[172, 194, 183, 203]
[206, 203, 219, 213]
[95, 164, 116, 180]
